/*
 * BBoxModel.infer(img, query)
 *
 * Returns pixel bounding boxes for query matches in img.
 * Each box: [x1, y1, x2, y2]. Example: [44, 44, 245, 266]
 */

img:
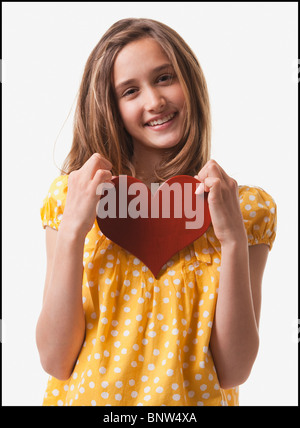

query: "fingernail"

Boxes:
[195, 182, 205, 195]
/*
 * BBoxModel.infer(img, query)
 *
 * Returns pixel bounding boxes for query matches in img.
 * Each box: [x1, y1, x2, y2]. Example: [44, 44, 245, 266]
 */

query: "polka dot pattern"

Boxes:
[40, 176, 277, 406]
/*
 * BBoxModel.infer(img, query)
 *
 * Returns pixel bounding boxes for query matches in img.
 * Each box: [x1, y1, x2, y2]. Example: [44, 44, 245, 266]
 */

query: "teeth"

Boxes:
[148, 113, 175, 127]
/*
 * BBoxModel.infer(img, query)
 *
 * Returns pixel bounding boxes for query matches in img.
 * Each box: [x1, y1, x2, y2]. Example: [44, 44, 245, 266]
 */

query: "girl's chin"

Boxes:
[149, 139, 181, 150]
[133, 134, 182, 152]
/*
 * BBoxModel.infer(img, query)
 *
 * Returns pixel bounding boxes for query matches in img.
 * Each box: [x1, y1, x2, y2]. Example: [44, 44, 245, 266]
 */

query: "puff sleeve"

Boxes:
[40, 175, 69, 230]
[239, 185, 277, 251]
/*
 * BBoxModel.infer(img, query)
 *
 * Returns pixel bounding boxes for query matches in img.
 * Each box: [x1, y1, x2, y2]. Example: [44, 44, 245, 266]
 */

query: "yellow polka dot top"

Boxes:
[40, 175, 277, 406]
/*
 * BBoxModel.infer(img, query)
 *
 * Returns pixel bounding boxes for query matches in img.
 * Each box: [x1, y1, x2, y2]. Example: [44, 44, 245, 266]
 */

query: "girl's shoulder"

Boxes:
[238, 185, 277, 250]
[40, 174, 69, 230]
[47, 174, 69, 193]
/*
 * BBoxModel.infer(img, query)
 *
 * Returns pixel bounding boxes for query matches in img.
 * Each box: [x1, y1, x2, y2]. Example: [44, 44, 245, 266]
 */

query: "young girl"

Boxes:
[36, 18, 277, 406]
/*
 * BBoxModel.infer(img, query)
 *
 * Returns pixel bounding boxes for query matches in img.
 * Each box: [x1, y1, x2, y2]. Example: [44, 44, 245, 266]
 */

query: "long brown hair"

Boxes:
[61, 18, 211, 182]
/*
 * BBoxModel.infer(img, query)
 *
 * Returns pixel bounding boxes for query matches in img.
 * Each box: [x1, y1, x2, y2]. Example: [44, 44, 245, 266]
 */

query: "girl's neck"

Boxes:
[132, 144, 164, 188]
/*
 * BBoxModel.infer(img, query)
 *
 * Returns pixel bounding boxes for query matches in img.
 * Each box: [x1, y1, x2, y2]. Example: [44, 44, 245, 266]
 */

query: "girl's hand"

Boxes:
[61, 153, 113, 238]
[194, 159, 247, 246]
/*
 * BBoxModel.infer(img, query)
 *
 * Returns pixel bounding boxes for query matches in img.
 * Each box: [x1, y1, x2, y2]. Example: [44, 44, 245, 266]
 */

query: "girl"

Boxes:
[36, 18, 277, 406]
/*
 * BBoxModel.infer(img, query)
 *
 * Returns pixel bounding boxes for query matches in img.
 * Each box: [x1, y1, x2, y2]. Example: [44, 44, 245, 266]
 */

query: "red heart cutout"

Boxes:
[96, 175, 211, 278]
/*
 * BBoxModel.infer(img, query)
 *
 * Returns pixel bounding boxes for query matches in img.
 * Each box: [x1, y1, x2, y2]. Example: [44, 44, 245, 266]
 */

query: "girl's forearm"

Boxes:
[210, 236, 259, 390]
[36, 224, 86, 380]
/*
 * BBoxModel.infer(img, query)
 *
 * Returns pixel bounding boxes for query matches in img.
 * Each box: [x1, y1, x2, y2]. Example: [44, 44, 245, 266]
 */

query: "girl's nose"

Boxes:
[144, 87, 166, 111]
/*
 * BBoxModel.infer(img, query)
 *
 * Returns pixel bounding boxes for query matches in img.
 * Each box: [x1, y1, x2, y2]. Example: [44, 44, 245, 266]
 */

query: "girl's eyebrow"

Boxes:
[115, 63, 173, 92]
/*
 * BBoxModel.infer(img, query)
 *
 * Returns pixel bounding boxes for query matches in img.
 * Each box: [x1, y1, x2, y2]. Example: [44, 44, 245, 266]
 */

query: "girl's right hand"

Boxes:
[60, 153, 113, 238]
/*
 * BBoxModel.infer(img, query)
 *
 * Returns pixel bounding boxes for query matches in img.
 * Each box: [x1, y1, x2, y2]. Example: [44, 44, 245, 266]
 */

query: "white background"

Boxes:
[2, 2, 298, 406]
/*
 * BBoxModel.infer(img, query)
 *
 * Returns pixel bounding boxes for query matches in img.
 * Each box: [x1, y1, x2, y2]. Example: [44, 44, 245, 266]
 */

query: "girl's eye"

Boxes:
[158, 74, 174, 83]
[122, 88, 136, 97]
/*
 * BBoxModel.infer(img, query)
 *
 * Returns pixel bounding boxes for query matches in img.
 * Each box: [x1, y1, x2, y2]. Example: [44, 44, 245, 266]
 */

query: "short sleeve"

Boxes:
[40, 175, 68, 230]
[239, 185, 277, 251]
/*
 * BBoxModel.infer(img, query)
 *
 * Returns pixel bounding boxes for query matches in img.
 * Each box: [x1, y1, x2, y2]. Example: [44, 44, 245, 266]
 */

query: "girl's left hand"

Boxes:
[194, 159, 247, 246]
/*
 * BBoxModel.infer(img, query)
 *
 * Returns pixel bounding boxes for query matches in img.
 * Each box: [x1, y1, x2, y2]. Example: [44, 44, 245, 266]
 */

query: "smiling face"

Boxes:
[113, 37, 187, 155]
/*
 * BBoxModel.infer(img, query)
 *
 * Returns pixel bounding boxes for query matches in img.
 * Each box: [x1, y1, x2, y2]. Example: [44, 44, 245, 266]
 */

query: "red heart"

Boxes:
[97, 175, 211, 278]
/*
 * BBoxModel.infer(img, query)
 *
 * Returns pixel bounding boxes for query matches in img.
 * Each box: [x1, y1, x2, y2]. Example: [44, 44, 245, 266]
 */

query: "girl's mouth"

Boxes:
[144, 112, 177, 129]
